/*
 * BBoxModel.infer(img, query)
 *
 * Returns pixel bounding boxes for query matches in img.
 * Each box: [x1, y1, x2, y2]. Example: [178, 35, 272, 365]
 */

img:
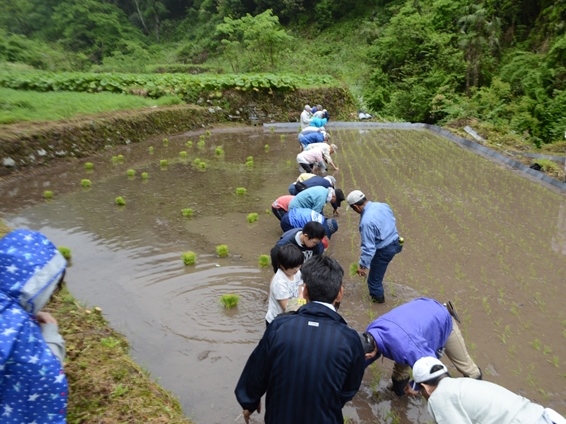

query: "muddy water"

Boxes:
[1, 124, 565, 423]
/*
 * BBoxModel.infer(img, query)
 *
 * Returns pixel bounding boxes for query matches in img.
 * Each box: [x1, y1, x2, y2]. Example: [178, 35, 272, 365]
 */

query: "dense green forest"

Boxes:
[1, 0, 566, 146]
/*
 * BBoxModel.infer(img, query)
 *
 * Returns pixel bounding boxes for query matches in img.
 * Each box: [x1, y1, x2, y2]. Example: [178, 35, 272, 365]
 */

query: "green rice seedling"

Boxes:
[159, 159, 168, 167]
[111, 156, 119, 164]
[199, 134, 206, 142]
[57, 246, 72, 260]
[115, 196, 126, 206]
[216, 244, 229, 258]
[220, 294, 239, 309]
[81, 179, 92, 188]
[265, 209, 270, 214]
[543, 345, 552, 355]
[269, 126, 275, 133]
[148, 146, 154, 154]
[199, 162, 207, 170]
[126, 169, 136, 177]
[186, 140, 193, 147]
[162, 138, 169, 146]
[280, 134, 285, 140]
[247, 213, 259, 223]
[264, 144, 270, 152]
[197, 140, 205, 149]
[246, 156, 254, 162]
[84, 162, 94, 170]
[193, 158, 201, 165]
[117, 154, 124, 162]
[181, 208, 194, 217]
[205, 130, 211, 137]
[215, 147, 224, 155]
[349, 263, 358, 276]
[532, 338, 541, 350]
[236, 187, 247, 195]
[44, 190, 53, 199]
[141, 172, 149, 179]
[245, 158, 254, 167]
[549, 356, 560, 368]
[181, 251, 196, 265]
[286, 160, 291, 167]
[258, 254, 270, 268]
[179, 151, 187, 158]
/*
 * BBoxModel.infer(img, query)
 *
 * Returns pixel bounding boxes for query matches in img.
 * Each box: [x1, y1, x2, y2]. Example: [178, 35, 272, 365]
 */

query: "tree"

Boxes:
[216, 9, 293, 71]
[458, 4, 501, 95]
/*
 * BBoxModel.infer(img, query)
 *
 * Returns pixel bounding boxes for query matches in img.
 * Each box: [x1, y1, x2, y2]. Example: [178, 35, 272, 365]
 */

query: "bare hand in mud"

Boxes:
[356, 266, 368, 277]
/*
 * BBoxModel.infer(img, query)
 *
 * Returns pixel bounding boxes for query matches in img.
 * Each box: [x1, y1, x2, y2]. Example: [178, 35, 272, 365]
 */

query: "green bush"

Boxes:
[216, 244, 229, 257]
[181, 251, 196, 265]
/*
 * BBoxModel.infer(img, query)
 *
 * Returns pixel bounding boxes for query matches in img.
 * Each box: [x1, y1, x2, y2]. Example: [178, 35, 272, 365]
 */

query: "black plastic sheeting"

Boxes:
[264, 122, 566, 192]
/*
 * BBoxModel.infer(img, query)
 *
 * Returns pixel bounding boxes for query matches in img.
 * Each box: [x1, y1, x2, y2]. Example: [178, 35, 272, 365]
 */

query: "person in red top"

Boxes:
[272, 195, 294, 221]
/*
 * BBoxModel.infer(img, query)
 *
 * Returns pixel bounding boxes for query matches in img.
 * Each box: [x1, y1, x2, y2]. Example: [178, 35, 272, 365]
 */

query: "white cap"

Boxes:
[412, 357, 448, 383]
[330, 143, 337, 152]
[324, 176, 336, 187]
[346, 190, 365, 206]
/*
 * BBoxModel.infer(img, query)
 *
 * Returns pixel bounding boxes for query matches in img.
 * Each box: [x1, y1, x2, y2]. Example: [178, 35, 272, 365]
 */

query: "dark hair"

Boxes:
[353, 197, 366, 207]
[421, 364, 449, 387]
[302, 221, 325, 240]
[301, 255, 343, 303]
[277, 244, 304, 270]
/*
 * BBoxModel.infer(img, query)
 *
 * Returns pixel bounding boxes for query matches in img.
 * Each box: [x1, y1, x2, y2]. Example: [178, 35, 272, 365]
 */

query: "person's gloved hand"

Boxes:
[391, 377, 410, 396]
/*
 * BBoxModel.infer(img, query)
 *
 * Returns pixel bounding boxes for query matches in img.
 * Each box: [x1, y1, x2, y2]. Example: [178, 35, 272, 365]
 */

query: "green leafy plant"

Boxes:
[236, 187, 247, 195]
[205, 130, 211, 137]
[193, 158, 201, 165]
[115, 196, 126, 206]
[280, 134, 285, 140]
[216, 244, 229, 257]
[199, 134, 206, 142]
[81, 179, 92, 188]
[159, 159, 168, 167]
[179, 151, 187, 158]
[148, 146, 154, 154]
[44, 190, 53, 199]
[162, 138, 169, 146]
[264, 144, 270, 152]
[117, 154, 124, 162]
[197, 140, 205, 149]
[58, 246, 72, 260]
[186, 140, 193, 147]
[245, 157, 254, 167]
[199, 161, 207, 169]
[126, 169, 136, 177]
[349, 263, 359, 276]
[141, 172, 149, 179]
[181, 208, 194, 217]
[220, 294, 240, 309]
[258, 254, 270, 268]
[84, 162, 94, 170]
[181, 251, 196, 265]
[215, 147, 224, 155]
[247, 213, 259, 223]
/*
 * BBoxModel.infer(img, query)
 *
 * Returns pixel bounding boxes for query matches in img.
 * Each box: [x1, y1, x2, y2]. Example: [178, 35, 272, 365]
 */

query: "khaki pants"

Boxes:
[392, 317, 481, 381]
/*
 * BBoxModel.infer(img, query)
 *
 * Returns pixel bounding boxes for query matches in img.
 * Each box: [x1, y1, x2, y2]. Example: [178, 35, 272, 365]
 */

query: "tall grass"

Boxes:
[0, 88, 181, 125]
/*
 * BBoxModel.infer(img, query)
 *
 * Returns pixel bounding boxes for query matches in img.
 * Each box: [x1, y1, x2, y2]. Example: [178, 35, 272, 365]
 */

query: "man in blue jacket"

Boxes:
[298, 128, 328, 150]
[363, 297, 482, 396]
[347, 190, 402, 303]
[235, 256, 365, 424]
[289, 175, 336, 195]
[290, 186, 345, 216]
[280, 207, 339, 239]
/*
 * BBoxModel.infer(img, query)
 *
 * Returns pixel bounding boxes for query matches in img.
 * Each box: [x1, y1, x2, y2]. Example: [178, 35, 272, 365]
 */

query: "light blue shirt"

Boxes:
[289, 186, 330, 214]
[358, 201, 398, 268]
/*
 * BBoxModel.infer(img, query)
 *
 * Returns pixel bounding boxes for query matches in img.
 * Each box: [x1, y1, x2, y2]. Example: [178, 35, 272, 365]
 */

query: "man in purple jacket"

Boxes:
[362, 297, 481, 396]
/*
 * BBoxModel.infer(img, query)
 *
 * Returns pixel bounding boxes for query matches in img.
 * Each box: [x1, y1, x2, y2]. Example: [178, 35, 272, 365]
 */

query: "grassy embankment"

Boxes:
[0, 87, 182, 125]
[0, 223, 193, 424]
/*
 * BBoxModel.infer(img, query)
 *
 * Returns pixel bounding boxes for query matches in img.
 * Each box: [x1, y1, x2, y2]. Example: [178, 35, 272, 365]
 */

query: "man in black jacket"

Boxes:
[235, 256, 365, 424]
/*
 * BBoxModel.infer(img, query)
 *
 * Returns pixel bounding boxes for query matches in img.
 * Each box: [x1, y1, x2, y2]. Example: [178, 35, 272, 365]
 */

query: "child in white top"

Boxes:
[265, 244, 305, 325]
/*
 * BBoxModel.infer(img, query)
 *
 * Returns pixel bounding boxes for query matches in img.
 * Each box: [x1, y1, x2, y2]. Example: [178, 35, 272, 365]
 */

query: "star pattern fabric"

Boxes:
[1, 229, 68, 423]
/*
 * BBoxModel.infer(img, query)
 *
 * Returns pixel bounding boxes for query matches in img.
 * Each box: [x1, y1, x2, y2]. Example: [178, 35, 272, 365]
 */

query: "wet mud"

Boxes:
[1, 124, 565, 423]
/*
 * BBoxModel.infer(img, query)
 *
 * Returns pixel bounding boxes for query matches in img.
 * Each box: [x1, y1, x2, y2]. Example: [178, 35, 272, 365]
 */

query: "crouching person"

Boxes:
[0, 229, 68, 423]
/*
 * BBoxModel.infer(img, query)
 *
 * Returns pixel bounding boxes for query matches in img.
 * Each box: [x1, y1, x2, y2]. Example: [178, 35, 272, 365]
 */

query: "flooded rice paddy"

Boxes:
[1, 124, 565, 423]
